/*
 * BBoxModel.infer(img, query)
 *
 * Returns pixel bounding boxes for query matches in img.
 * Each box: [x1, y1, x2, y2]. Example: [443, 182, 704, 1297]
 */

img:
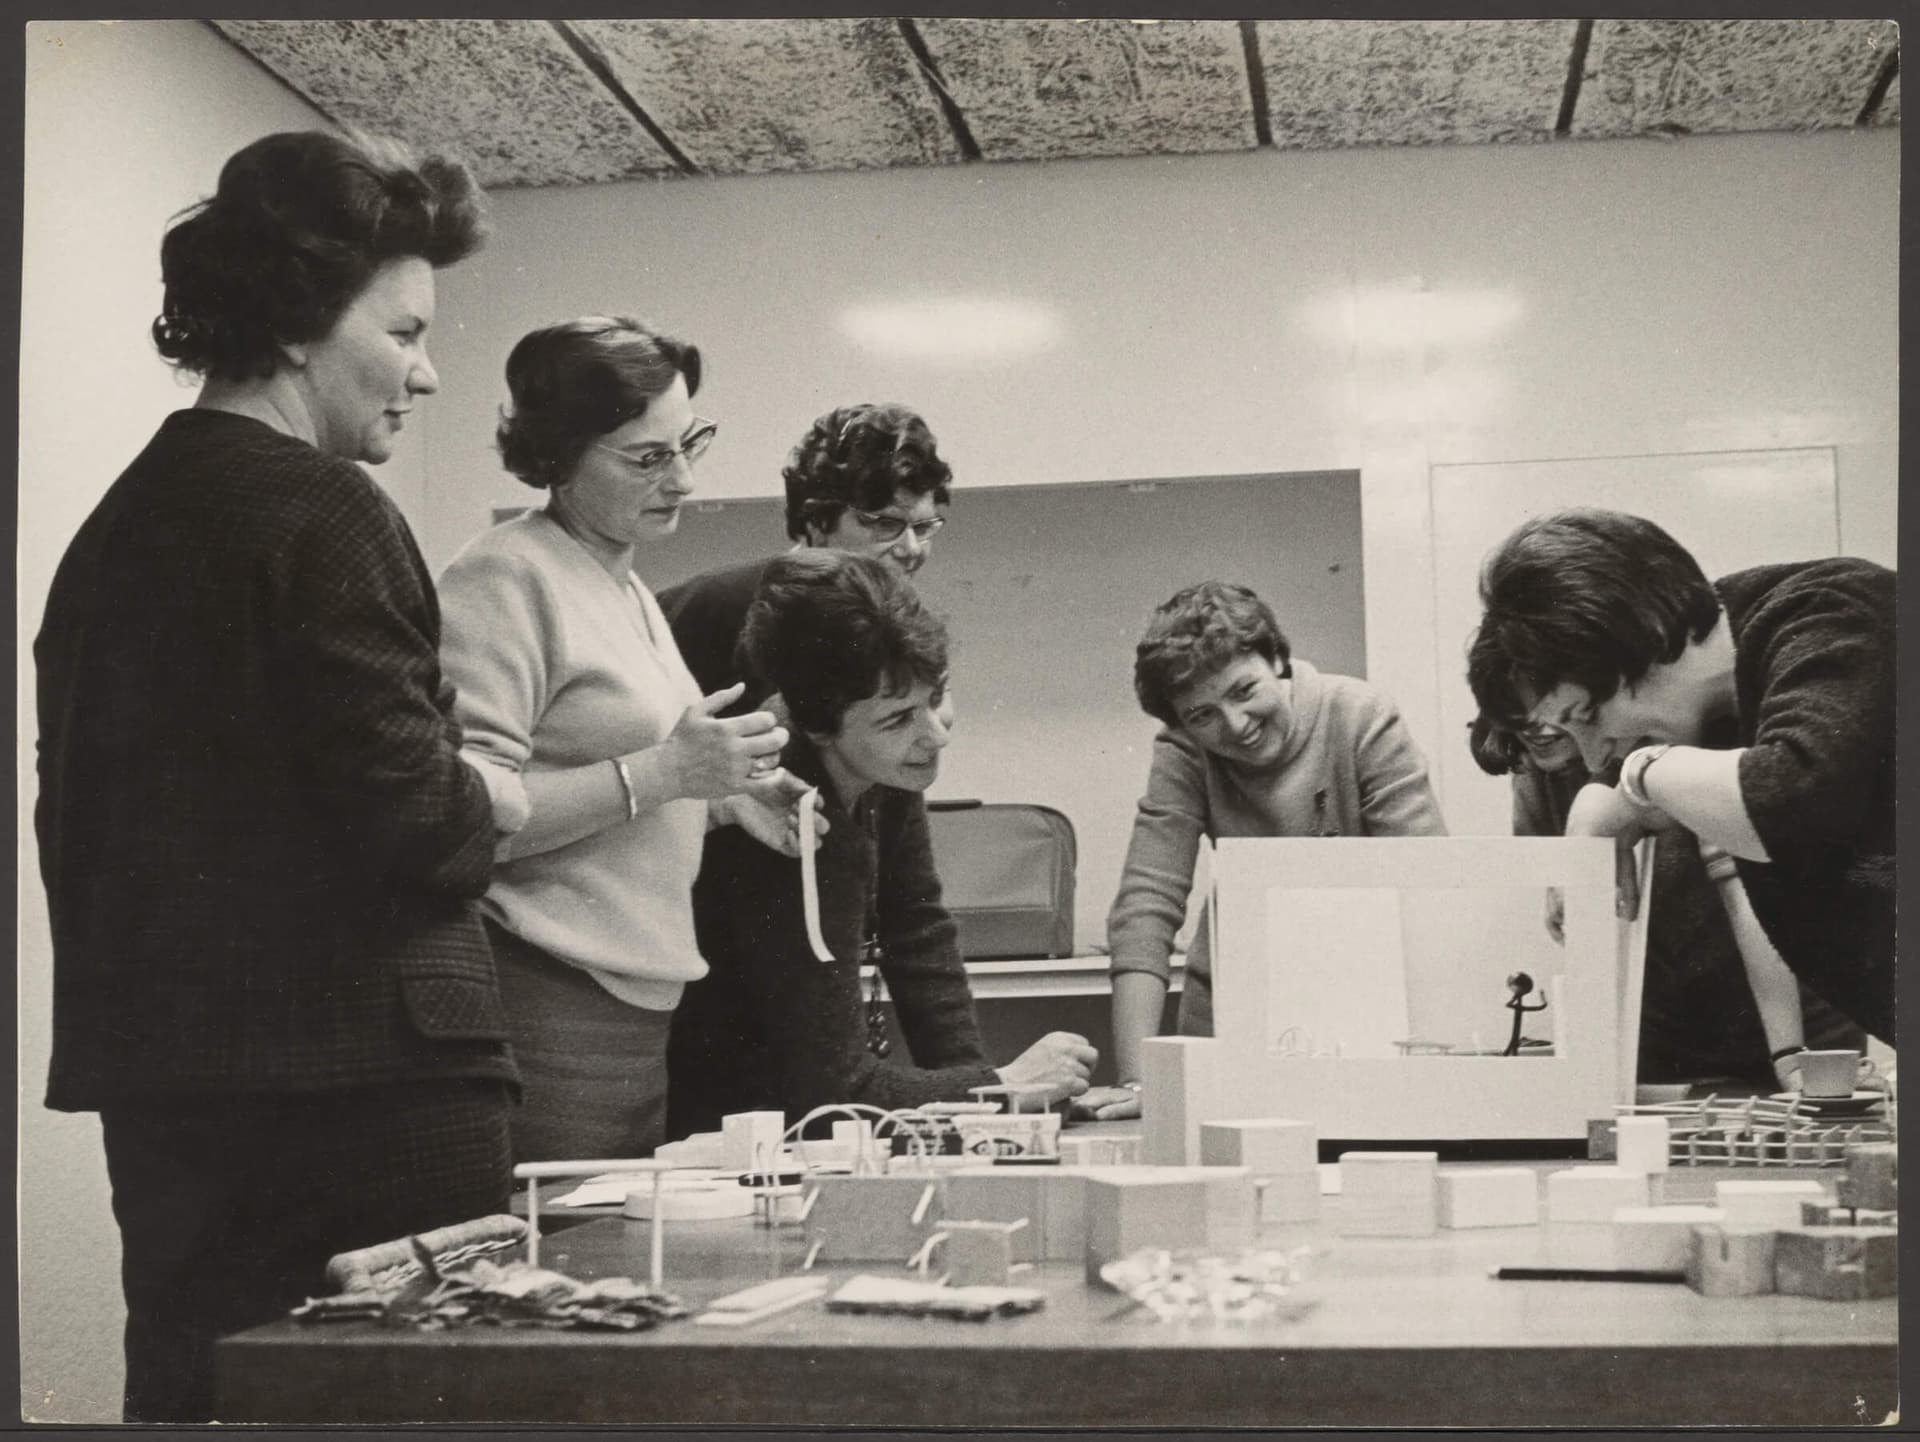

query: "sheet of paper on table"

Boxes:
[553, 1170, 731, 1207]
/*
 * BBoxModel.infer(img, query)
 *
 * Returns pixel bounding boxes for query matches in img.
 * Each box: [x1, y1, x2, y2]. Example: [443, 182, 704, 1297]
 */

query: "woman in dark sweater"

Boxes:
[1468, 714, 1863, 1087]
[34, 131, 519, 1422]
[667, 551, 1096, 1136]
[1467, 508, 1895, 1045]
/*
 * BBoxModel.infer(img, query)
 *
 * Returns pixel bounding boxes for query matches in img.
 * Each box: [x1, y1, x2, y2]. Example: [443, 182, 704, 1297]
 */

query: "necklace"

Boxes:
[856, 794, 892, 1059]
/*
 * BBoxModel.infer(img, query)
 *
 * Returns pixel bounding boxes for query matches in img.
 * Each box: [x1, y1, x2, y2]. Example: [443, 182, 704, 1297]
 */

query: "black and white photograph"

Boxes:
[17, 12, 1900, 1427]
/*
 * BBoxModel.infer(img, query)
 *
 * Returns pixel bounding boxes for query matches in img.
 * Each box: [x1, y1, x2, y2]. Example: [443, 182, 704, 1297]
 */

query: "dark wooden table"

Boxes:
[215, 1159, 1895, 1426]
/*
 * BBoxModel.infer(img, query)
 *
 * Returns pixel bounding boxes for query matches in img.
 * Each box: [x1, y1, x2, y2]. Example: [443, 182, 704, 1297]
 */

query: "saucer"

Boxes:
[1772, 1090, 1886, 1116]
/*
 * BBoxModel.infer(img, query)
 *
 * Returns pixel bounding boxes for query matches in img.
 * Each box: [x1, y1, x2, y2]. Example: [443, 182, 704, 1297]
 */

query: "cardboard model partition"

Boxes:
[1195, 836, 1650, 1141]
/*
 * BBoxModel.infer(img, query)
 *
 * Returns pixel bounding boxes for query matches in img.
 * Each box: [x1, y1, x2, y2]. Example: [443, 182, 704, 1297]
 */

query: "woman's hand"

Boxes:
[1565, 782, 1671, 920]
[660, 683, 788, 800]
[995, 1031, 1098, 1106]
[1072, 1084, 1141, 1121]
[717, 771, 827, 857]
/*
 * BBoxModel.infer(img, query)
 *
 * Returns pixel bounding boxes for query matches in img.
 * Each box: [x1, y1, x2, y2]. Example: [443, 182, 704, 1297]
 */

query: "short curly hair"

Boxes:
[738, 550, 950, 739]
[151, 129, 487, 381]
[1466, 508, 1720, 725]
[1132, 581, 1292, 729]
[783, 403, 952, 543]
[495, 316, 702, 490]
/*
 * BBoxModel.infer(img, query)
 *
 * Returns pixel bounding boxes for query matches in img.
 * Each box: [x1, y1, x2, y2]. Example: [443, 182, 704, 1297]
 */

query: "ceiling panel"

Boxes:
[215, 19, 677, 187]
[1256, 19, 1576, 148]
[1573, 19, 1899, 138]
[915, 18, 1256, 162]
[571, 18, 958, 176]
[208, 18, 1898, 190]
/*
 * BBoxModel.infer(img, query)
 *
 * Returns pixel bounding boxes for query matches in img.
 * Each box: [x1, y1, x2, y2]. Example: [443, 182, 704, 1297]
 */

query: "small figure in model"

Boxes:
[1503, 971, 1548, 1057]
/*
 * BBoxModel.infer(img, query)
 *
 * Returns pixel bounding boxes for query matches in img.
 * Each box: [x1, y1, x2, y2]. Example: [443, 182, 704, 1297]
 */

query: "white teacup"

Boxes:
[1798, 1049, 1877, 1099]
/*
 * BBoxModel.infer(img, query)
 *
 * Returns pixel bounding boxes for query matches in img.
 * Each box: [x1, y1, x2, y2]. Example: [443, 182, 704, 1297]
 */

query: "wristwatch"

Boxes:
[1618, 743, 1672, 810]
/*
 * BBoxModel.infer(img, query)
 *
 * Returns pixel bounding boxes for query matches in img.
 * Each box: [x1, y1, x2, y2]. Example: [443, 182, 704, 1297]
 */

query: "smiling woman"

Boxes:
[33, 129, 511, 1425]
[666, 549, 1099, 1136]
[1087, 579, 1448, 1120]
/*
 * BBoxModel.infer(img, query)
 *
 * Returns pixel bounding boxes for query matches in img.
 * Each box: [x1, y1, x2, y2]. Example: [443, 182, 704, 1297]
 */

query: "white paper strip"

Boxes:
[798, 786, 834, 962]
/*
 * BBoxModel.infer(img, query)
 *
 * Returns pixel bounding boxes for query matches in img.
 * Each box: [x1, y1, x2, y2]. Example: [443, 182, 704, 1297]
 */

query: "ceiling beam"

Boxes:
[549, 19, 700, 176]
[1554, 19, 1593, 135]
[1238, 19, 1274, 147]
[1857, 44, 1899, 127]
[897, 17, 982, 162]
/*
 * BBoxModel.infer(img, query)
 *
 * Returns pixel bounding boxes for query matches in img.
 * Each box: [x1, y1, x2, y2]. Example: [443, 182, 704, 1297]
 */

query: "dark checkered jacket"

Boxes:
[36, 410, 519, 1108]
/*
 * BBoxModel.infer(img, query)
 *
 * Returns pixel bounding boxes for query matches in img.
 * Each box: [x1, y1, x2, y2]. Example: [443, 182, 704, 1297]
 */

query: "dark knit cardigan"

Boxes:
[36, 410, 516, 1108]
[656, 555, 779, 714]
[1511, 762, 1861, 1083]
[667, 733, 998, 1137]
[1718, 559, 1896, 1043]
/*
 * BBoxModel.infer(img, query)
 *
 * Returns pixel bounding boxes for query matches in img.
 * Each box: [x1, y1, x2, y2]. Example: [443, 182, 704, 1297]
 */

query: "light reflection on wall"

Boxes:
[837, 295, 1065, 364]
[1306, 285, 1525, 352]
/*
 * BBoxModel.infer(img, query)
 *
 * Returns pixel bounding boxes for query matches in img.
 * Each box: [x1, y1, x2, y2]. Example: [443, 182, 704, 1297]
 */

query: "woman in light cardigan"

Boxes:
[1082, 581, 1447, 1121]
[439, 316, 805, 1161]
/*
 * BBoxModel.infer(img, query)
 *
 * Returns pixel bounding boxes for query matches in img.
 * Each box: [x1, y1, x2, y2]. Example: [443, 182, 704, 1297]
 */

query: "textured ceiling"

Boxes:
[212, 17, 1901, 190]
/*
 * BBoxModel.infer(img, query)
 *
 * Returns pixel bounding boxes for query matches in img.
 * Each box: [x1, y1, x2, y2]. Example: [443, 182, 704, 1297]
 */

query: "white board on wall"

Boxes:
[1428, 448, 1840, 837]
[614, 471, 1366, 954]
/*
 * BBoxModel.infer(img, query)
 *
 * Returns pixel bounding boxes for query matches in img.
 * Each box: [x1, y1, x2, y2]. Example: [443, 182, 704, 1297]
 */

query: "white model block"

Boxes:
[1609, 1206, 1727, 1271]
[1200, 1118, 1317, 1174]
[1714, 1178, 1829, 1230]
[1253, 1168, 1321, 1223]
[653, 1131, 725, 1168]
[940, 1220, 1027, 1288]
[1545, 1166, 1650, 1222]
[1686, 1226, 1777, 1297]
[1058, 1133, 1143, 1167]
[1338, 1151, 1439, 1236]
[801, 1174, 943, 1261]
[943, 1166, 1088, 1261]
[1613, 1116, 1671, 1173]
[831, 1119, 880, 1168]
[1140, 1036, 1231, 1166]
[1437, 1167, 1539, 1228]
[721, 1110, 787, 1171]
[1841, 1141, 1897, 1211]
[1083, 1166, 1257, 1279]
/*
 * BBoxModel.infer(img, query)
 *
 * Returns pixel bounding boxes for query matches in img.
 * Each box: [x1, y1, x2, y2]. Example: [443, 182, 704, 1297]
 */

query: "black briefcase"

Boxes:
[925, 800, 1076, 960]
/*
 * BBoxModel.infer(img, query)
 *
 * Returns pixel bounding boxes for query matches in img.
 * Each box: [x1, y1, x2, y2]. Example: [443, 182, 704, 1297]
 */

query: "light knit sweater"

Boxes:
[1106, 659, 1447, 987]
[438, 510, 707, 1012]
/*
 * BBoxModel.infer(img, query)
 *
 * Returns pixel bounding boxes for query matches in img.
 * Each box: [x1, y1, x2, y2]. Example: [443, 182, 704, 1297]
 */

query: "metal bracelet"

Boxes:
[611, 757, 639, 821]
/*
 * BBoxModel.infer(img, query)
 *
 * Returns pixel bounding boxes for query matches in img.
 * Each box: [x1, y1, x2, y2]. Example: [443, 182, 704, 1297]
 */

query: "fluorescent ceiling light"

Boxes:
[838, 297, 1064, 362]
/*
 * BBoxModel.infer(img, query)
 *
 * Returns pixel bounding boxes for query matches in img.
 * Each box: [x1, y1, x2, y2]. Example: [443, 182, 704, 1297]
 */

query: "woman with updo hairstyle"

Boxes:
[438, 315, 809, 1164]
[35, 129, 511, 1423]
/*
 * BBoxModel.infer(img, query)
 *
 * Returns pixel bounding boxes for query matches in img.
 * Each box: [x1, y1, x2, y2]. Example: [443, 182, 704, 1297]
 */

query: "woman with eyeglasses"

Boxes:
[437, 316, 812, 1162]
[659, 401, 952, 712]
[1467, 711, 1862, 1092]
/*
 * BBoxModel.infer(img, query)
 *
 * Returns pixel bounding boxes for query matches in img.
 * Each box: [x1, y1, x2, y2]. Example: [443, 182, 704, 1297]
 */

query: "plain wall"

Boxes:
[18, 19, 325, 1423]
[421, 123, 1898, 916]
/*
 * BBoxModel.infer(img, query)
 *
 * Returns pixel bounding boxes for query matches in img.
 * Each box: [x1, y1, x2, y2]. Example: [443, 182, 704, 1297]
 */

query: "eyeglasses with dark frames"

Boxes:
[848, 508, 946, 544]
